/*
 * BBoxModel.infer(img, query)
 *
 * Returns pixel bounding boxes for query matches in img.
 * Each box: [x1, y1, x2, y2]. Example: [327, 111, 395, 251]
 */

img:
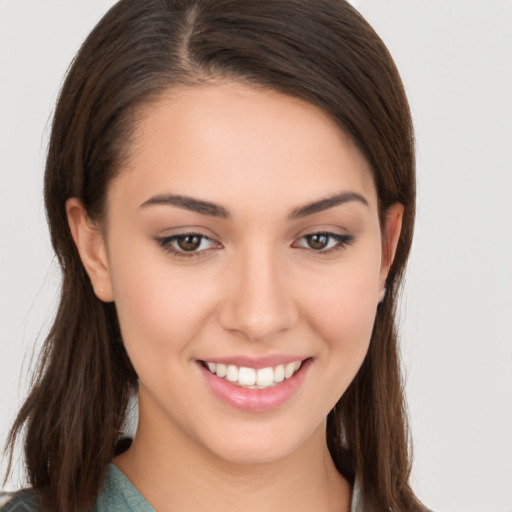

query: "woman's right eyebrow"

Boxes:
[139, 194, 231, 219]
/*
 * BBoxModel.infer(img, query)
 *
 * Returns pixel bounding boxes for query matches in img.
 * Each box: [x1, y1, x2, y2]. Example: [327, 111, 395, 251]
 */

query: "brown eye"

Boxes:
[177, 234, 202, 252]
[306, 233, 329, 250]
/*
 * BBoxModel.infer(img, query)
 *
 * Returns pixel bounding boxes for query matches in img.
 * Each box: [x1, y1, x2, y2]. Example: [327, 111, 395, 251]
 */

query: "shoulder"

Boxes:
[0, 489, 40, 512]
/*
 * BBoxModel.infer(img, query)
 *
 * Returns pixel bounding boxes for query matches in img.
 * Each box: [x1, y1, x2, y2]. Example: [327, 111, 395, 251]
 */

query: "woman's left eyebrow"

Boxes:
[289, 191, 368, 219]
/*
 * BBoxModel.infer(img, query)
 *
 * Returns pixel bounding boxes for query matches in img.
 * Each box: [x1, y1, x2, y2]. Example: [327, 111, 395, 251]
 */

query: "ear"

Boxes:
[379, 203, 404, 287]
[66, 198, 114, 302]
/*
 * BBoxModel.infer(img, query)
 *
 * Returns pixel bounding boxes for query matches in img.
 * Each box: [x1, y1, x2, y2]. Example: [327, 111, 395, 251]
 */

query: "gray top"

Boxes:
[94, 464, 155, 512]
[1, 463, 362, 511]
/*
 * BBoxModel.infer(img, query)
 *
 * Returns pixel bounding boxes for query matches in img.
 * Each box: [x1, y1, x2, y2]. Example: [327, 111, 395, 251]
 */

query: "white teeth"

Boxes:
[256, 367, 274, 387]
[204, 360, 303, 388]
[226, 365, 238, 382]
[216, 363, 227, 378]
[238, 367, 256, 386]
[274, 364, 285, 382]
[284, 362, 296, 379]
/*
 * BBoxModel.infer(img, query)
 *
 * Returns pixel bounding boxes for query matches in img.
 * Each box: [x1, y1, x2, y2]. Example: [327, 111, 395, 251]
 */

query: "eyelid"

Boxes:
[153, 227, 355, 259]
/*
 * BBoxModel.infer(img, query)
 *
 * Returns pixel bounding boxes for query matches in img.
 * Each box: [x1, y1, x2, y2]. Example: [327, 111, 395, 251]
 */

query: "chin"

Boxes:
[208, 441, 297, 466]
[195, 417, 325, 467]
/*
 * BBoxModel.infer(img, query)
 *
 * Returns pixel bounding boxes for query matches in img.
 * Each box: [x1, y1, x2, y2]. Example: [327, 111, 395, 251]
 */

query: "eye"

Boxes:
[155, 233, 220, 258]
[294, 232, 355, 253]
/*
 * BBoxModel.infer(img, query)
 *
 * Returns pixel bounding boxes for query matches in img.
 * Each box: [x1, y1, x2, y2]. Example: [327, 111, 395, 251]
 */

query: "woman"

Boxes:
[2, 0, 426, 510]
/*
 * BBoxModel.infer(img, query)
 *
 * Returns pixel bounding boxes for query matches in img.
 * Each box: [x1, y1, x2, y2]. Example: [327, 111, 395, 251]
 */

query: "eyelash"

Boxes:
[155, 231, 355, 259]
[292, 232, 355, 253]
[155, 233, 220, 260]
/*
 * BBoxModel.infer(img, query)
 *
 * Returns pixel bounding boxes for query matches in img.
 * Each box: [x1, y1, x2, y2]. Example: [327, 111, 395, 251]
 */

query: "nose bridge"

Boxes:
[218, 241, 297, 341]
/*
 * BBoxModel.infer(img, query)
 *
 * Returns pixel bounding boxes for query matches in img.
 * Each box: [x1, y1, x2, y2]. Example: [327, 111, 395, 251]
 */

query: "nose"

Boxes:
[217, 246, 298, 342]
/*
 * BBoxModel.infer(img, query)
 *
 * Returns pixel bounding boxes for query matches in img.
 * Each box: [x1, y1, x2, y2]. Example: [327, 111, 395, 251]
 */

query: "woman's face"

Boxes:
[70, 83, 402, 464]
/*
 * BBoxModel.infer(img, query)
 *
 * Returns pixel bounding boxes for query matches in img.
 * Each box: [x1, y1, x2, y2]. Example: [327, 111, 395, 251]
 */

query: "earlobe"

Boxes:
[66, 198, 114, 302]
[379, 203, 404, 286]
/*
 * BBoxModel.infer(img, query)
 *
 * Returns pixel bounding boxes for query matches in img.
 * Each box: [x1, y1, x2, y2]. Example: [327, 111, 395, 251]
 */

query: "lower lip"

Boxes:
[198, 360, 311, 412]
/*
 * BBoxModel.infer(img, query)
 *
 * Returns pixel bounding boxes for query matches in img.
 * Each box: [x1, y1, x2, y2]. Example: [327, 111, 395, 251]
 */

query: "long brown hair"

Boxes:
[5, 1, 423, 510]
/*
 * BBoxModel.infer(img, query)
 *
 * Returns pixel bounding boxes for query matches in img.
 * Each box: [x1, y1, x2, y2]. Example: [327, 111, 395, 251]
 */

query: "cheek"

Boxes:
[291, 253, 380, 424]
[308, 283, 376, 363]
[300, 251, 381, 359]
[106, 238, 218, 361]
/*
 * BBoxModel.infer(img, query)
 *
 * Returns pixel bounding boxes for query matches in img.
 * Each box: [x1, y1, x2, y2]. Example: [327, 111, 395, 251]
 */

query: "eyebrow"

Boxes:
[139, 191, 368, 219]
[139, 194, 231, 218]
[289, 191, 368, 218]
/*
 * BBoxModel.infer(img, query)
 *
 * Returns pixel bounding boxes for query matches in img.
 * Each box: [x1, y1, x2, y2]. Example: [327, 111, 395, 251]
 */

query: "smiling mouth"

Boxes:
[200, 360, 305, 390]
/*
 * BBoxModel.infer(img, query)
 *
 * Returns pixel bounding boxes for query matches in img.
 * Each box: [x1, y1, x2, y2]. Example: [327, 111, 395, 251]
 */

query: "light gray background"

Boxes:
[1, 1, 511, 511]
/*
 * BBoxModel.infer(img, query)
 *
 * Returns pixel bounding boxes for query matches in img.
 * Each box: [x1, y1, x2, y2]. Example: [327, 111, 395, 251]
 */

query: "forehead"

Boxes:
[110, 83, 377, 217]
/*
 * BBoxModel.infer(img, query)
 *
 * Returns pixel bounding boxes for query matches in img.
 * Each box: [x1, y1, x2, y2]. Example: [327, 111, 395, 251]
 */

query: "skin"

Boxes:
[67, 83, 403, 512]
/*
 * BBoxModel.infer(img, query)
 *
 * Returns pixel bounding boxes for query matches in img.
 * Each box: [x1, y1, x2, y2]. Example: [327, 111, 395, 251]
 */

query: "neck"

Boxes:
[114, 406, 351, 512]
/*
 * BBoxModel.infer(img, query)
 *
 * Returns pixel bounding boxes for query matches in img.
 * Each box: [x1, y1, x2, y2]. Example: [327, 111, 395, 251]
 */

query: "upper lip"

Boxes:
[198, 355, 309, 369]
